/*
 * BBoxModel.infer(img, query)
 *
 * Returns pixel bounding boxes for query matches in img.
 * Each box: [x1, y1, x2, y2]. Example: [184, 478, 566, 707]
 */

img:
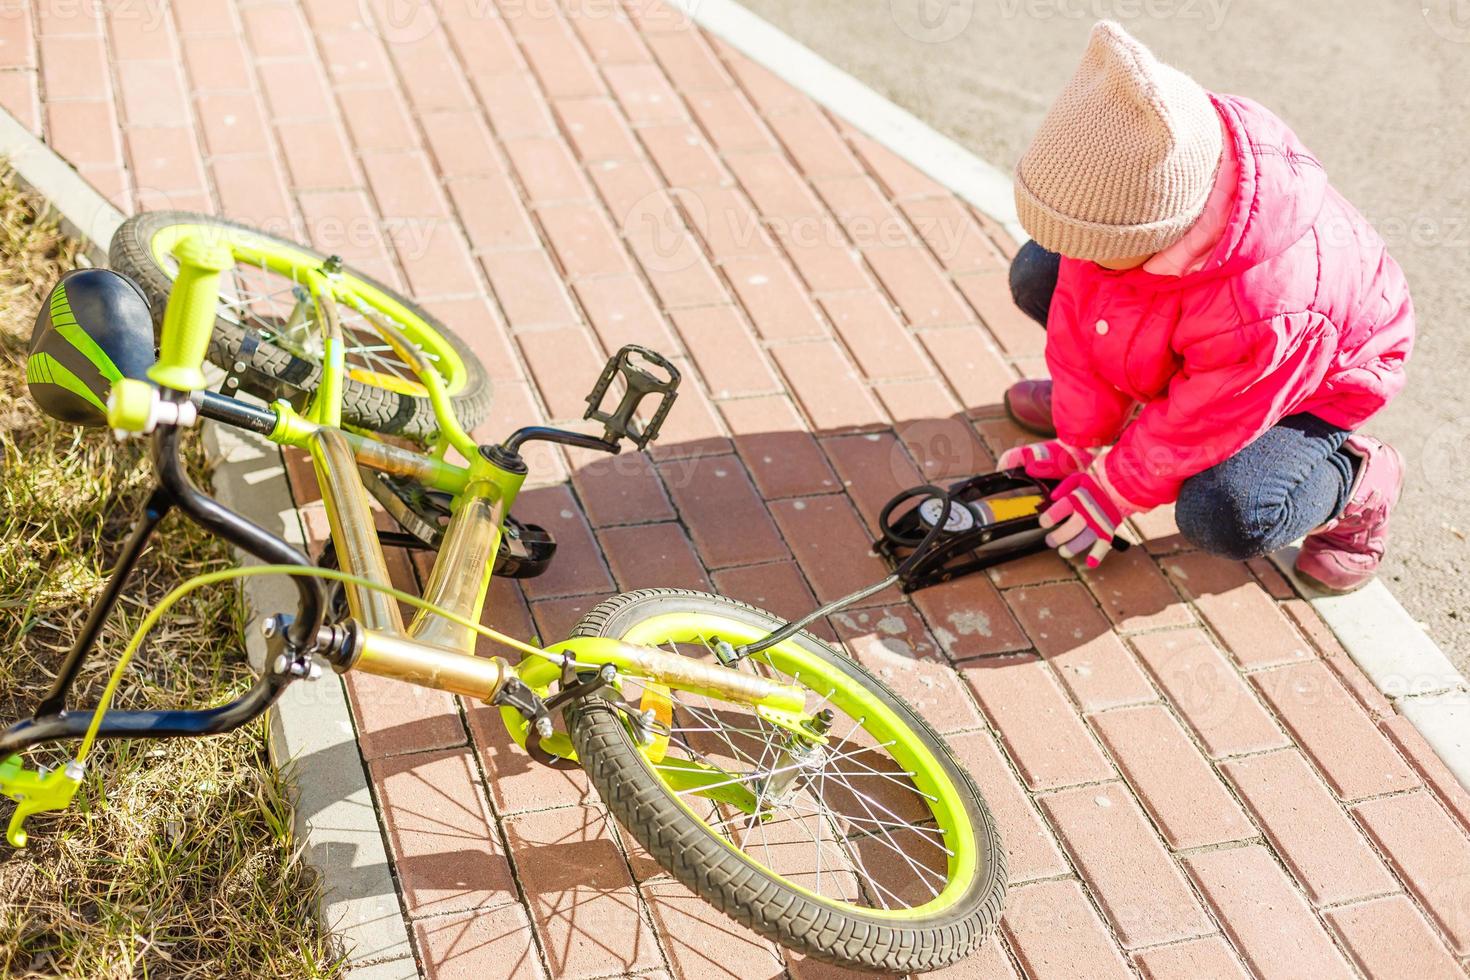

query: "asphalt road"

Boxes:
[738, 0, 1470, 667]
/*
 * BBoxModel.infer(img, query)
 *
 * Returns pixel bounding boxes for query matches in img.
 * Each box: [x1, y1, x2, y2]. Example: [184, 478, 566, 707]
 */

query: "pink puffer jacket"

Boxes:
[1048, 94, 1414, 508]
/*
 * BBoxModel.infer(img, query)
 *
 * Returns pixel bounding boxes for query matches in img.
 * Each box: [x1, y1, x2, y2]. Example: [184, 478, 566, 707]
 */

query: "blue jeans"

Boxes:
[1008, 240, 1355, 560]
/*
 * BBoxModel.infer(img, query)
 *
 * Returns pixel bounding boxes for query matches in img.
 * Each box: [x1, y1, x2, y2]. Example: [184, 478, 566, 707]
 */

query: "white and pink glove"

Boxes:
[996, 440, 1097, 481]
[1039, 469, 1140, 568]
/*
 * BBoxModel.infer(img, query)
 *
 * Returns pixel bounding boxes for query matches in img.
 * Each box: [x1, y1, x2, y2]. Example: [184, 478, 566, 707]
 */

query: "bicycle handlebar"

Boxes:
[0, 421, 327, 759]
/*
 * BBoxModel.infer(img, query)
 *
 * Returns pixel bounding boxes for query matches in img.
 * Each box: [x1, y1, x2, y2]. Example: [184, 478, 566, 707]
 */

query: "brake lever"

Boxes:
[584, 345, 680, 452]
[0, 755, 85, 847]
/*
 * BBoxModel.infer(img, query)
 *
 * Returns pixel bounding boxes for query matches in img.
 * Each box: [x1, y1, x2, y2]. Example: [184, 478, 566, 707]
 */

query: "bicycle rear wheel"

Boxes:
[109, 211, 492, 441]
[566, 589, 1006, 974]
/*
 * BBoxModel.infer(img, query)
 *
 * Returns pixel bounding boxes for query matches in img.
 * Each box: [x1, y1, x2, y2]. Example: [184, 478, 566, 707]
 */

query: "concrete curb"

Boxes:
[678, 0, 1470, 789]
[0, 110, 415, 975]
[206, 423, 417, 978]
[1274, 546, 1470, 784]
[0, 108, 121, 262]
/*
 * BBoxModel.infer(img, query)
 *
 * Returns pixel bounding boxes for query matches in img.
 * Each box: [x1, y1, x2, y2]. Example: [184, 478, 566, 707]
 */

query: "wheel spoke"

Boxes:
[179, 252, 437, 387]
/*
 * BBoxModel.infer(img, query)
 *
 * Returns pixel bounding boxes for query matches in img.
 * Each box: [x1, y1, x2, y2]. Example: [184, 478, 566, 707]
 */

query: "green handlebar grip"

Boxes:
[147, 236, 234, 392]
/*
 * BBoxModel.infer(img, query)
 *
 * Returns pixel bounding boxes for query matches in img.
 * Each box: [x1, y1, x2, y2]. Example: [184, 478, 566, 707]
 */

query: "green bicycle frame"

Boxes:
[139, 228, 813, 763]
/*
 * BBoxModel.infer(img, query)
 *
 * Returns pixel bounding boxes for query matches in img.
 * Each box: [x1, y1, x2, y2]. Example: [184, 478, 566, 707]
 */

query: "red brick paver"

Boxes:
[1133, 936, 1252, 980]
[20, 0, 1470, 975]
[1089, 704, 1255, 850]
[1353, 791, 1470, 955]
[1223, 749, 1397, 907]
[1325, 894, 1466, 979]
[1184, 845, 1357, 980]
[1040, 782, 1213, 948]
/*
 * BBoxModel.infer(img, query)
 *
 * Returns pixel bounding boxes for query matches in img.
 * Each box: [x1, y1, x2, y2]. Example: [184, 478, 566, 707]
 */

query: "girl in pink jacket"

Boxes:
[997, 21, 1413, 593]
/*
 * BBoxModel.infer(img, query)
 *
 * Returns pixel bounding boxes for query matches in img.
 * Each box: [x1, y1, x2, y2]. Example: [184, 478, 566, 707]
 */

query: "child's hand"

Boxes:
[1039, 471, 1138, 568]
[996, 440, 1097, 480]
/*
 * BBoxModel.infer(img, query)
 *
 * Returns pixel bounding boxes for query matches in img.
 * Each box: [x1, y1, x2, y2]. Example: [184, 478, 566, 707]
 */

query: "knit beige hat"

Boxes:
[1014, 21, 1222, 261]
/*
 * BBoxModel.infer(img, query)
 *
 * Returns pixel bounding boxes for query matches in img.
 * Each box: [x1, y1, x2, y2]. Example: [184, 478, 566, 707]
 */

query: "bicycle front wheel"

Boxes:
[566, 589, 1006, 974]
[109, 211, 492, 441]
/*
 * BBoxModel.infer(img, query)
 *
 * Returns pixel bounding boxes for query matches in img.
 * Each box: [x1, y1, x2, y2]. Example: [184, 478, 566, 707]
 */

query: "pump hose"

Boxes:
[733, 485, 959, 659]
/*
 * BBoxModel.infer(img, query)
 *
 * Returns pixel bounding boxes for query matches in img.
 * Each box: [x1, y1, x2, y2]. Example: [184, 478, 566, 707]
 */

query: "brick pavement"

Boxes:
[7, 0, 1469, 976]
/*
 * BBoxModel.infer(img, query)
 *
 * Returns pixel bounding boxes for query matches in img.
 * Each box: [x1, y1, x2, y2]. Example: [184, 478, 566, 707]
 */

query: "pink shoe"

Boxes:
[1295, 435, 1404, 593]
[1005, 379, 1056, 437]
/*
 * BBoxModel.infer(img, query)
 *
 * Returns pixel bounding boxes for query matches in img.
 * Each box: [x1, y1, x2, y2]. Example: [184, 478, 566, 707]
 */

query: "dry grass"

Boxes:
[0, 168, 341, 978]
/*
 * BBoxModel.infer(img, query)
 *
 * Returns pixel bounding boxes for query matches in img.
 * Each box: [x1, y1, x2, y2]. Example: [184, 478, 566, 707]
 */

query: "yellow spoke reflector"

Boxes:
[639, 682, 673, 763]
[348, 367, 429, 397]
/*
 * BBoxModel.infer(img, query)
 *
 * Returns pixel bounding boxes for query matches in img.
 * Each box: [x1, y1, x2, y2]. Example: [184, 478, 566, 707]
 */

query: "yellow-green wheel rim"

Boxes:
[528, 610, 983, 921]
[147, 222, 468, 396]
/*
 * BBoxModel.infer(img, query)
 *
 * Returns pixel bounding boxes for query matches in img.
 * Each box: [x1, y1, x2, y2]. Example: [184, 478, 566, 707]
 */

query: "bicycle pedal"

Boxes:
[357, 469, 556, 580]
[584, 345, 680, 451]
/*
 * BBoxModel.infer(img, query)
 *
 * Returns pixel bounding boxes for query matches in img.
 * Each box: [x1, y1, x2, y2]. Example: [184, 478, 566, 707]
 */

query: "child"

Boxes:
[996, 21, 1413, 593]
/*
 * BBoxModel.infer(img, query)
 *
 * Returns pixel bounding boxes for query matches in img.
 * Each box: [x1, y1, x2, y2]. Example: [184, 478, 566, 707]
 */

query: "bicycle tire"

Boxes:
[566, 588, 1007, 974]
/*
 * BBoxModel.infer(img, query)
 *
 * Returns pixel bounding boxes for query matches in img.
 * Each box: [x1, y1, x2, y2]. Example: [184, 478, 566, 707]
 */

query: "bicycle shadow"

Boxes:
[280, 403, 1280, 978]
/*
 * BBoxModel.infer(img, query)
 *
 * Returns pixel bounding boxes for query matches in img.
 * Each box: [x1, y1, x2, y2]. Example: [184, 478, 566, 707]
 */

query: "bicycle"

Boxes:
[5, 211, 1006, 973]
